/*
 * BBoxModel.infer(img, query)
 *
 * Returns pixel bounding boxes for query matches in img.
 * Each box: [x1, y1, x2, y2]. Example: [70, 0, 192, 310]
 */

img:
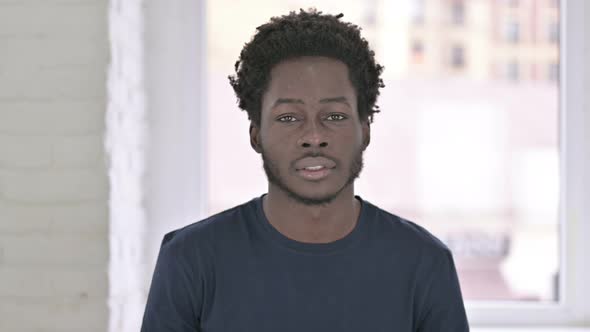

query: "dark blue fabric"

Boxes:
[141, 194, 470, 331]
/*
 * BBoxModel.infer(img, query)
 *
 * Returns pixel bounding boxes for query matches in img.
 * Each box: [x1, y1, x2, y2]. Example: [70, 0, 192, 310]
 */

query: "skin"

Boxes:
[249, 56, 371, 244]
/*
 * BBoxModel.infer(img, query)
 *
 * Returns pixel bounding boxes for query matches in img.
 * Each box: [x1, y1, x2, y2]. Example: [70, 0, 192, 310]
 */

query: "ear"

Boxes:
[362, 120, 371, 151]
[250, 123, 262, 154]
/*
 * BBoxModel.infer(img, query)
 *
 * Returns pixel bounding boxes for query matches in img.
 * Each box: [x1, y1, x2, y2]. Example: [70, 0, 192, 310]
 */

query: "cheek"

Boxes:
[261, 134, 292, 164]
[262, 127, 295, 150]
[341, 127, 363, 148]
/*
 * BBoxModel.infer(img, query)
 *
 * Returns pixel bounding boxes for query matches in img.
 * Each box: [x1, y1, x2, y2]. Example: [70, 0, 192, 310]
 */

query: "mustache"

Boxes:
[297, 152, 336, 162]
[299, 152, 332, 158]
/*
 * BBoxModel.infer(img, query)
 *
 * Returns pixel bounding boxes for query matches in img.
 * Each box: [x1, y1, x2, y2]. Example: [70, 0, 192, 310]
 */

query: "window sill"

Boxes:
[473, 328, 590, 332]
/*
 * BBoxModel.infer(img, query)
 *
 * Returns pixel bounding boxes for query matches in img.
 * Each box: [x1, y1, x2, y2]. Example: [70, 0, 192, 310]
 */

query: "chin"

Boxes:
[285, 180, 349, 206]
[286, 190, 339, 206]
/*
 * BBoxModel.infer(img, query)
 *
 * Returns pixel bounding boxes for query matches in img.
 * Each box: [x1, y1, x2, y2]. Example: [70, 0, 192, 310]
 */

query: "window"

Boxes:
[411, 0, 425, 25]
[548, 62, 559, 82]
[411, 40, 424, 63]
[505, 0, 519, 7]
[209, 0, 561, 305]
[505, 20, 520, 43]
[362, 0, 377, 27]
[451, 45, 465, 68]
[188, 0, 590, 326]
[548, 21, 560, 43]
[506, 60, 519, 81]
[451, 1, 465, 25]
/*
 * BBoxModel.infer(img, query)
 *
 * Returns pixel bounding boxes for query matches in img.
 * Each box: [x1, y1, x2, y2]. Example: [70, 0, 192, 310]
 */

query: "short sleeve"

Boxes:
[141, 232, 203, 332]
[415, 248, 470, 332]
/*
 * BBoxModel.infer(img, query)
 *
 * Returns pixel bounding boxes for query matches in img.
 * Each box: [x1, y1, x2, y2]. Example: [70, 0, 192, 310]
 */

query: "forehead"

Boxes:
[264, 56, 356, 101]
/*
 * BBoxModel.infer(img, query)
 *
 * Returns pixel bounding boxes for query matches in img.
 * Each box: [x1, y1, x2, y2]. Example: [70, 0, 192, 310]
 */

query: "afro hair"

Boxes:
[228, 8, 385, 126]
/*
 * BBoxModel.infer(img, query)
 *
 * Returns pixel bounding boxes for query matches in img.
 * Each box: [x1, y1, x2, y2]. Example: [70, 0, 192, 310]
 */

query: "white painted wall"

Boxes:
[105, 1, 149, 332]
[107, 0, 209, 330]
[144, 0, 209, 271]
[0, 1, 109, 331]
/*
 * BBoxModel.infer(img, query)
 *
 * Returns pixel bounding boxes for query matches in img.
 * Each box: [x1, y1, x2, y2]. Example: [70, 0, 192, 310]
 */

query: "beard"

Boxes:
[260, 146, 364, 207]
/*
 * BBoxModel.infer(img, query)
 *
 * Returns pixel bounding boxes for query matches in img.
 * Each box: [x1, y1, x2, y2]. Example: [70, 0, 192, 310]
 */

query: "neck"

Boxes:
[262, 184, 361, 243]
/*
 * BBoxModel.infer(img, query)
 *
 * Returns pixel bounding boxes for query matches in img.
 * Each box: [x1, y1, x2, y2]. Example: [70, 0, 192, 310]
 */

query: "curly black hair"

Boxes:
[228, 8, 385, 126]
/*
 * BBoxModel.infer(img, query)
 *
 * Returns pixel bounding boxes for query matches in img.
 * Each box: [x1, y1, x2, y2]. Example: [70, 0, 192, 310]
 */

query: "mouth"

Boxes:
[296, 165, 334, 181]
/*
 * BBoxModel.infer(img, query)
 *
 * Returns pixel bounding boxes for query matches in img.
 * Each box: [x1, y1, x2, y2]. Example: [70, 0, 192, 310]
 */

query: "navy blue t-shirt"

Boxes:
[141, 194, 470, 331]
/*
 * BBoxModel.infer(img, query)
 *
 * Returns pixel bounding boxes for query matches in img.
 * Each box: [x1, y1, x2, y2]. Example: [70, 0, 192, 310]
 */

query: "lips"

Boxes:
[297, 166, 333, 181]
[294, 156, 336, 171]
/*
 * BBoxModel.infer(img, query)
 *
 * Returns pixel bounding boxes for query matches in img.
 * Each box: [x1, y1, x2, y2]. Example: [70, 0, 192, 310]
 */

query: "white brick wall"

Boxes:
[0, 0, 109, 331]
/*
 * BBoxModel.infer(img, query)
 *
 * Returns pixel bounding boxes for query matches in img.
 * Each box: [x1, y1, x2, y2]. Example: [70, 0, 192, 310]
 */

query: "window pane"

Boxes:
[207, 0, 560, 303]
[451, 44, 465, 68]
[504, 21, 520, 43]
[450, 1, 465, 25]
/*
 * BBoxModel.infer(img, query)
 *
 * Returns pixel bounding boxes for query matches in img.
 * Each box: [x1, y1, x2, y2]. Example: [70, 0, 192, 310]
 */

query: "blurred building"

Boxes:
[407, 0, 559, 82]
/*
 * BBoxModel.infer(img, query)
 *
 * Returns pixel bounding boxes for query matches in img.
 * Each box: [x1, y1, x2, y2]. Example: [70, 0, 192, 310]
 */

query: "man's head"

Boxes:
[229, 9, 384, 126]
[228, 9, 384, 206]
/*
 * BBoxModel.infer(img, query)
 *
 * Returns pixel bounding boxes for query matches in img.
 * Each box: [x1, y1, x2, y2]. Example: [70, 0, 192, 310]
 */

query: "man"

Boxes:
[141, 9, 469, 331]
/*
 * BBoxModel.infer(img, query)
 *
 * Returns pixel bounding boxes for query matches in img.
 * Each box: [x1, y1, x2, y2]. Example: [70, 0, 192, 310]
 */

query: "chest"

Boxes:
[200, 249, 417, 332]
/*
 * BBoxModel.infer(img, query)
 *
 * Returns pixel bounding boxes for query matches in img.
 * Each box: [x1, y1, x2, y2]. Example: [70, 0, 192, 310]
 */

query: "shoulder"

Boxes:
[364, 200, 459, 290]
[159, 197, 257, 254]
[363, 199, 452, 260]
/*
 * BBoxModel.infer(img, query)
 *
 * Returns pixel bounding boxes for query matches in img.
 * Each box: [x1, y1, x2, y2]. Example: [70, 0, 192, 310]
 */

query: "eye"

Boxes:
[326, 114, 347, 121]
[277, 115, 298, 122]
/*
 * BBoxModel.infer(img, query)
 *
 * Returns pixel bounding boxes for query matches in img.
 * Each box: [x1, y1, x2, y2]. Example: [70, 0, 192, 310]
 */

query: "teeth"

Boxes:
[304, 165, 324, 171]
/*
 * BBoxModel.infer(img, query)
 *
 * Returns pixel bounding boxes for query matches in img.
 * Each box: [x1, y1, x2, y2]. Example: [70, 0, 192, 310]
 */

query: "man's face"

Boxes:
[250, 56, 370, 206]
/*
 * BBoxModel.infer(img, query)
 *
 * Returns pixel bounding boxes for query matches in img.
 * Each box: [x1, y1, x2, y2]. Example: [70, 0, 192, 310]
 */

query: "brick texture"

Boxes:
[0, 0, 109, 331]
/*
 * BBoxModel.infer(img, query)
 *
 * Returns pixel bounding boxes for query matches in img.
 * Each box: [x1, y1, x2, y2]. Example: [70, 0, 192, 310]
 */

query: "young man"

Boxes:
[141, 9, 470, 331]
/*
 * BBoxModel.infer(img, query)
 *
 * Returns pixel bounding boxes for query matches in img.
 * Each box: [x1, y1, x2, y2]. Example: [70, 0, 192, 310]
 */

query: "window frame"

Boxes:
[466, 0, 590, 326]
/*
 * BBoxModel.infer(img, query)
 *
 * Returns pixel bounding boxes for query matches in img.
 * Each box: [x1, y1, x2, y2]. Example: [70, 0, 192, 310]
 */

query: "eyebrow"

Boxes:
[273, 98, 304, 108]
[272, 96, 351, 109]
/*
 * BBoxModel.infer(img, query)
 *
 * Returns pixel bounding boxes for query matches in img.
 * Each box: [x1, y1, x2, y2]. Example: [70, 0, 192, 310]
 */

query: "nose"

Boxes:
[297, 118, 329, 148]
